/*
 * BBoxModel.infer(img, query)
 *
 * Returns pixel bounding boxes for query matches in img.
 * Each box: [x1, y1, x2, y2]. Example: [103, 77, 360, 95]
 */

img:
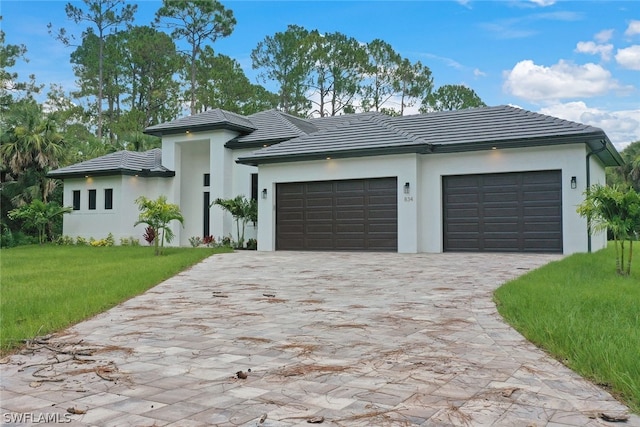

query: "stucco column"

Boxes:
[397, 155, 420, 253]
[209, 130, 238, 241]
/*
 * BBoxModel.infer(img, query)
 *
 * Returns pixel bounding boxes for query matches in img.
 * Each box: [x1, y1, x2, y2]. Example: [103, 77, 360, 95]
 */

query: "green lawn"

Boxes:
[0, 244, 232, 354]
[494, 244, 640, 413]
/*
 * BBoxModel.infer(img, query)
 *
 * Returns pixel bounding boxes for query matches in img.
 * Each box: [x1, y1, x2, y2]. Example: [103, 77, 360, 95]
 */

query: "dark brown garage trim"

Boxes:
[276, 178, 397, 251]
[443, 170, 563, 253]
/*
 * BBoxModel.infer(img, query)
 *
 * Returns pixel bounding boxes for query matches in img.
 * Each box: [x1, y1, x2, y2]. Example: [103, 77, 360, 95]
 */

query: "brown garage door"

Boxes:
[276, 178, 397, 251]
[443, 170, 562, 253]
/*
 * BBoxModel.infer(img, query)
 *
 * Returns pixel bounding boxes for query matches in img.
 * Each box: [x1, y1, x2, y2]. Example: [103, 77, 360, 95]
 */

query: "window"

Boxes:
[104, 188, 113, 210]
[203, 192, 210, 237]
[73, 190, 81, 210]
[251, 173, 258, 201]
[88, 189, 96, 210]
[204, 173, 210, 187]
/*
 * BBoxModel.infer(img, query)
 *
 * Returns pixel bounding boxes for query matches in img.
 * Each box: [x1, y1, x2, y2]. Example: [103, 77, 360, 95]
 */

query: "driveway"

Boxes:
[1, 252, 637, 426]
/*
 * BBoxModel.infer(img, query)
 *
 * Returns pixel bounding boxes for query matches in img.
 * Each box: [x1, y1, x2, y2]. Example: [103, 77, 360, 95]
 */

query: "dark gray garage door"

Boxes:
[443, 170, 562, 253]
[276, 178, 397, 251]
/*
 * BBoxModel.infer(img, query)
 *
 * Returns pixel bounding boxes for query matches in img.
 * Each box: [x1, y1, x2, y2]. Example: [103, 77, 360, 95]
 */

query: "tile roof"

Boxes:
[232, 110, 314, 145]
[47, 148, 174, 179]
[237, 105, 620, 166]
[388, 105, 603, 146]
[144, 108, 256, 136]
[239, 113, 429, 163]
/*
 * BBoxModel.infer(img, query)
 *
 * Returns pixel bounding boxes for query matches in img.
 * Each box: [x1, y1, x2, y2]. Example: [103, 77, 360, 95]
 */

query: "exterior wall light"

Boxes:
[404, 182, 410, 194]
[262, 188, 268, 199]
[571, 176, 577, 189]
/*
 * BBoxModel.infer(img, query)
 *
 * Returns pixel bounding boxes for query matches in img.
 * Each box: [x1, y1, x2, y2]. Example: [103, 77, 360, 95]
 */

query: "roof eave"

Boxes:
[224, 137, 291, 150]
[47, 169, 175, 179]
[430, 132, 622, 165]
[143, 122, 256, 137]
[236, 144, 432, 166]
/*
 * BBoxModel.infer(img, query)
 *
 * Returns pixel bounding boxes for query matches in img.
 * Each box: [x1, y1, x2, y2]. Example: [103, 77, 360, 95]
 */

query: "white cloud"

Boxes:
[540, 101, 640, 149]
[615, 45, 640, 70]
[503, 59, 622, 101]
[575, 41, 613, 61]
[529, 0, 555, 6]
[625, 20, 640, 37]
[473, 68, 487, 77]
[480, 11, 582, 39]
[421, 53, 463, 70]
[595, 29, 614, 43]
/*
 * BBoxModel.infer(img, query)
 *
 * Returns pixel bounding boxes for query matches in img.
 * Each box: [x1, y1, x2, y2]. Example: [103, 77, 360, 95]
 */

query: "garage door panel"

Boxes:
[279, 183, 304, 194]
[336, 180, 365, 190]
[336, 210, 365, 220]
[336, 196, 365, 206]
[368, 179, 397, 190]
[444, 170, 562, 253]
[523, 206, 561, 217]
[369, 195, 398, 205]
[306, 224, 334, 233]
[368, 223, 398, 233]
[277, 178, 397, 251]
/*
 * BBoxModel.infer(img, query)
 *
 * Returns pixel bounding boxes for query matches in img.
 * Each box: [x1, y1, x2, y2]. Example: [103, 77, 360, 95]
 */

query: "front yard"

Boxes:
[0, 245, 231, 354]
[494, 244, 640, 413]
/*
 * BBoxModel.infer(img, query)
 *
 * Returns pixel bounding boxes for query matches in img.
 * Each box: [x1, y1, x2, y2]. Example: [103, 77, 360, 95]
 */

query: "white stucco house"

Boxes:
[48, 105, 623, 254]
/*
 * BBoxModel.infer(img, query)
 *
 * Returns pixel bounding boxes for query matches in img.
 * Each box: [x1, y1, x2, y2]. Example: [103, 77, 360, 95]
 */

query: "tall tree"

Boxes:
[51, 0, 137, 140]
[421, 84, 486, 112]
[155, 0, 236, 115]
[395, 59, 433, 116]
[251, 24, 312, 116]
[360, 39, 401, 114]
[0, 101, 65, 205]
[70, 31, 127, 144]
[194, 48, 277, 115]
[307, 31, 366, 117]
[121, 25, 181, 129]
[607, 140, 640, 192]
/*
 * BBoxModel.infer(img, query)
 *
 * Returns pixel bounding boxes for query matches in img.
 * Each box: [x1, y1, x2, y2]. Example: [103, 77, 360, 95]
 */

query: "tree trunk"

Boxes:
[614, 238, 622, 275]
[626, 240, 633, 276]
[98, 28, 104, 140]
[190, 48, 197, 115]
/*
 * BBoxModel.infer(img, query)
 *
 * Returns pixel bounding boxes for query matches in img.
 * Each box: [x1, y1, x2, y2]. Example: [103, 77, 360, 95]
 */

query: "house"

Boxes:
[48, 105, 623, 254]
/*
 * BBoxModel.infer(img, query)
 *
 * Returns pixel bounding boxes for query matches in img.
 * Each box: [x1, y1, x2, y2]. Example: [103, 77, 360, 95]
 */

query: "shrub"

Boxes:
[221, 235, 233, 247]
[203, 235, 215, 247]
[143, 226, 156, 246]
[189, 236, 203, 247]
[246, 238, 257, 250]
[55, 235, 75, 246]
[1, 225, 14, 248]
[75, 236, 88, 246]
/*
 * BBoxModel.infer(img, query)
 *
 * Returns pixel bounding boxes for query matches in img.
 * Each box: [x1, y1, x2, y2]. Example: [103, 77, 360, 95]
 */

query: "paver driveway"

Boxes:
[1, 251, 637, 426]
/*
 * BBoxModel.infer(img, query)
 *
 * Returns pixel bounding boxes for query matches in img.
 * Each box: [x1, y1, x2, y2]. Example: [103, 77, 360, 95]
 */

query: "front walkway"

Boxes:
[1, 252, 637, 426]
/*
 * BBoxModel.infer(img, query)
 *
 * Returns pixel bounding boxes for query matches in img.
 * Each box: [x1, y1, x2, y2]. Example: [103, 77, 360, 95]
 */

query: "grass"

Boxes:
[494, 243, 640, 413]
[0, 244, 232, 354]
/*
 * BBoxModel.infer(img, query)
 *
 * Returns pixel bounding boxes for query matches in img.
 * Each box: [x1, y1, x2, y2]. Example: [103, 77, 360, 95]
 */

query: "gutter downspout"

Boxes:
[586, 139, 608, 253]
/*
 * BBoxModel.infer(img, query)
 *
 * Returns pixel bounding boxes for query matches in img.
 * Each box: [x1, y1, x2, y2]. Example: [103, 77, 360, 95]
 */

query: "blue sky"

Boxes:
[2, 0, 639, 149]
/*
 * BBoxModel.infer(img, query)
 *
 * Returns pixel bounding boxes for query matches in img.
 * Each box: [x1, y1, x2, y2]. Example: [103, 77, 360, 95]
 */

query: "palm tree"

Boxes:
[134, 195, 184, 255]
[8, 199, 72, 244]
[577, 184, 640, 275]
[213, 195, 257, 249]
[0, 101, 65, 204]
